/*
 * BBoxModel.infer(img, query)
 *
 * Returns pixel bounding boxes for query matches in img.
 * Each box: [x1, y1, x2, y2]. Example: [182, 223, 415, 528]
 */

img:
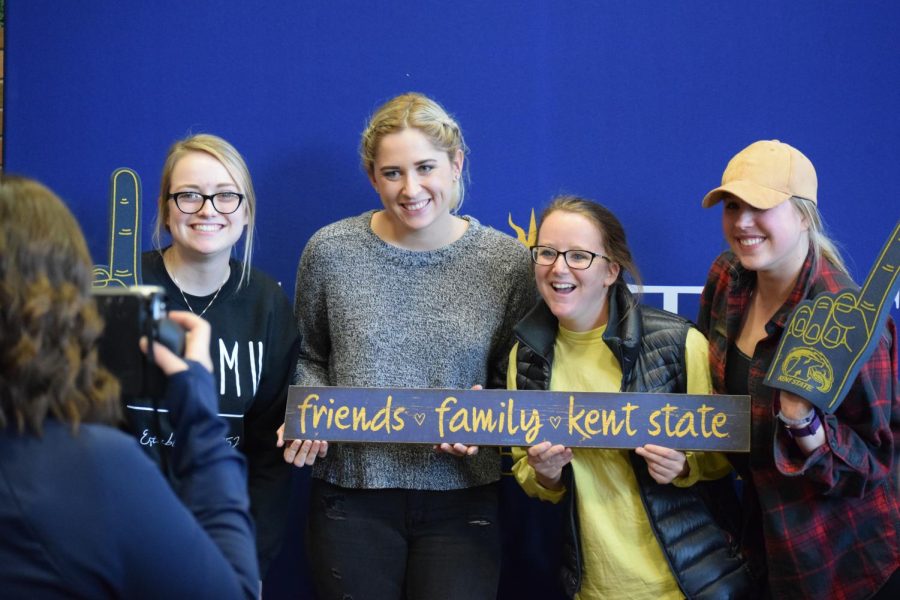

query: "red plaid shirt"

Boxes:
[698, 249, 900, 600]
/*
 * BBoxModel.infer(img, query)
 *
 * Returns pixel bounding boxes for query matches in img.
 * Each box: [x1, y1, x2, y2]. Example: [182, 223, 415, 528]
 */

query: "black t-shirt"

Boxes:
[133, 249, 300, 575]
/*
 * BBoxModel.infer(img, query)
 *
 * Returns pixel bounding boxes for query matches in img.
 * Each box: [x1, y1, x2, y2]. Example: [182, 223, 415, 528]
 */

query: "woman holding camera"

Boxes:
[0, 175, 258, 598]
[140, 134, 300, 577]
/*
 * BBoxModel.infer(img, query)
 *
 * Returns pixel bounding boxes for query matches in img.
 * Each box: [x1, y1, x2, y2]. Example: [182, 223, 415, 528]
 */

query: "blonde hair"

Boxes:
[360, 92, 469, 211]
[790, 197, 849, 275]
[153, 134, 256, 288]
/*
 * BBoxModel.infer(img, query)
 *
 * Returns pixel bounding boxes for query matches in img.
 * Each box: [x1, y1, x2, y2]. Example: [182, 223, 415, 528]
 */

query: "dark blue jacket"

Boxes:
[0, 362, 259, 599]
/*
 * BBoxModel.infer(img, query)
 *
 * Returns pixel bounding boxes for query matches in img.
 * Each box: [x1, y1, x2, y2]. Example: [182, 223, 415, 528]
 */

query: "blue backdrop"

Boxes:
[5, 2, 899, 598]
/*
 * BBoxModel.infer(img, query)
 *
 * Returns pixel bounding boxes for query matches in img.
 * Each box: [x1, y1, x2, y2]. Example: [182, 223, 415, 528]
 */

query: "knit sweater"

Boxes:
[294, 210, 535, 489]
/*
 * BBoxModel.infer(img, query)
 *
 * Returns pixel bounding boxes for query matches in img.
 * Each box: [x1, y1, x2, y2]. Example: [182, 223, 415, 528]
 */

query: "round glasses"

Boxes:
[530, 245, 610, 270]
[169, 191, 244, 215]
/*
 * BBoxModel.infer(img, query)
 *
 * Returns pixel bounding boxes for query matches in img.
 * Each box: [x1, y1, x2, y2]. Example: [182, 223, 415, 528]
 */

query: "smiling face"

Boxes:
[369, 128, 463, 241]
[721, 195, 809, 278]
[535, 210, 621, 331]
[166, 150, 248, 261]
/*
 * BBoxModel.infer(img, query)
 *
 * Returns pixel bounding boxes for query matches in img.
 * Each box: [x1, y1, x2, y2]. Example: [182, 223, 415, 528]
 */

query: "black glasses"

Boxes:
[530, 245, 610, 270]
[169, 191, 244, 215]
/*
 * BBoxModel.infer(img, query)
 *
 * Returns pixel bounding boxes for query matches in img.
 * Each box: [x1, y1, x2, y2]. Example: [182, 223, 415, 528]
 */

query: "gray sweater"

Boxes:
[293, 210, 535, 489]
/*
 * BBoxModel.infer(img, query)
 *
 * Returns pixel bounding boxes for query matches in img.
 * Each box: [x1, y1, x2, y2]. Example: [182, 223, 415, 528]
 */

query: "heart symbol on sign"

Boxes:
[549, 416, 562, 429]
[414, 413, 426, 426]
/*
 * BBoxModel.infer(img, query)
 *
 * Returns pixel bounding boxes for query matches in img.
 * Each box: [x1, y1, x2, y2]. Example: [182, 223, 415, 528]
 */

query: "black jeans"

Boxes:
[307, 479, 500, 600]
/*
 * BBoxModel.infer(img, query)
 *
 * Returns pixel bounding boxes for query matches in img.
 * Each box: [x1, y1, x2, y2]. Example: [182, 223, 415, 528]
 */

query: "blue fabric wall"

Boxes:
[5, 2, 899, 598]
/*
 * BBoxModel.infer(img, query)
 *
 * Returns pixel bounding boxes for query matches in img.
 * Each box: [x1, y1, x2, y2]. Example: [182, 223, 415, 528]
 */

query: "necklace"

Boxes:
[167, 266, 229, 318]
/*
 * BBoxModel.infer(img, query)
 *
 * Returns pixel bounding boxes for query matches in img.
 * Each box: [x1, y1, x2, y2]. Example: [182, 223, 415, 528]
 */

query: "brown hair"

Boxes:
[539, 195, 643, 312]
[154, 133, 256, 288]
[0, 175, 121, 434]
[360, 92, 469, 211]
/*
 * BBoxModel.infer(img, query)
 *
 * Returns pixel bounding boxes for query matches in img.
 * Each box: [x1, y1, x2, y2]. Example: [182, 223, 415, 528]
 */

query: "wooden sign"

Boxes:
[285, 387, 751, 452]
[765, 220, 900, 413]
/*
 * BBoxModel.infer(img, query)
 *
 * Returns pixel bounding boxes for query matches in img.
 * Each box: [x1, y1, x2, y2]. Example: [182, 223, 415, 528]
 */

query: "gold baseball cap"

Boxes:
[702, 140, 817, 209]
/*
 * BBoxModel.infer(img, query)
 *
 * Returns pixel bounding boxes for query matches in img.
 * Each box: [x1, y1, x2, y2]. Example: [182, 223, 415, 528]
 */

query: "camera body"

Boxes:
[93, 285, 185, 398]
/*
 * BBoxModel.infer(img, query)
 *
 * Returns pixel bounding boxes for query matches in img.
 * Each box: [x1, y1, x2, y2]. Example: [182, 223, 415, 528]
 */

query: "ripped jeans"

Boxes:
[307, 479, 500, 600]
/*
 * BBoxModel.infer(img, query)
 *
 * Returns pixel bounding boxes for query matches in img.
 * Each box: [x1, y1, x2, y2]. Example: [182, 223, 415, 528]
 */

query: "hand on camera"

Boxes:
[276, 423, 328, 467]
[140, 311, 213, 375]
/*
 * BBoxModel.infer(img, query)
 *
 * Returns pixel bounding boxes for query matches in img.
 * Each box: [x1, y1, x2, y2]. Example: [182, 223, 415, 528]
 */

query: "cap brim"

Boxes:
[701, 180, 792, 209]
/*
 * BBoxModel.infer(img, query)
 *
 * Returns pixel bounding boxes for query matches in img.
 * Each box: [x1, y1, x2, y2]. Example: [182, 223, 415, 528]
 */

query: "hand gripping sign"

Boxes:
[765, 220, 900, 413]
[93, 168, 143, 288]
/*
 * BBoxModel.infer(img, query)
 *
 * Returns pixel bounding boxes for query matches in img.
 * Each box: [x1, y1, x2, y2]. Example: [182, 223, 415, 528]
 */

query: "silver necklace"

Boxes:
[168, 267, 229, 318]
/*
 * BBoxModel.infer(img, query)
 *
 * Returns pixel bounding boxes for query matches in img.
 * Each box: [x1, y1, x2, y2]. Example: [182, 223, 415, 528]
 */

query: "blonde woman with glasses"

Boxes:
[140, 133, 300, 579]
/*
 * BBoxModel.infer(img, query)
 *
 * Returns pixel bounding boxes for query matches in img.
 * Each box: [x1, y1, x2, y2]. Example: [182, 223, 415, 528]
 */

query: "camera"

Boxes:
[93, 286, 185, 398]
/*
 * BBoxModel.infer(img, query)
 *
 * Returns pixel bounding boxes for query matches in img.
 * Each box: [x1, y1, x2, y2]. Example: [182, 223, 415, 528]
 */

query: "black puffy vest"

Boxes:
[513, 284, 754, 599]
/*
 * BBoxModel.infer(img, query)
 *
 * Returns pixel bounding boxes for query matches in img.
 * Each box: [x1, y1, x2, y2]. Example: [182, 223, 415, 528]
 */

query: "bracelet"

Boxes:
[776, 409, 816, 428]
[780, 411, 822, 439]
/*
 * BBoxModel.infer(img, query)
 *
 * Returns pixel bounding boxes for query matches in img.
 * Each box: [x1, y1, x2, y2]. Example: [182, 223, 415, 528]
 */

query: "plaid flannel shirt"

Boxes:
[697, 249, 900, 600]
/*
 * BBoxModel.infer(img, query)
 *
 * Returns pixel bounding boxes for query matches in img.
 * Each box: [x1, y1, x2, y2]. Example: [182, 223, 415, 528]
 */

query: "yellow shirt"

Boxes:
[510, 324, 730, 600]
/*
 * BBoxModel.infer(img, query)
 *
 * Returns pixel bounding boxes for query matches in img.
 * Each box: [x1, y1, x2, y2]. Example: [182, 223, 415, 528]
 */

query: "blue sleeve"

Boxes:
[116, 361, 259, 599]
